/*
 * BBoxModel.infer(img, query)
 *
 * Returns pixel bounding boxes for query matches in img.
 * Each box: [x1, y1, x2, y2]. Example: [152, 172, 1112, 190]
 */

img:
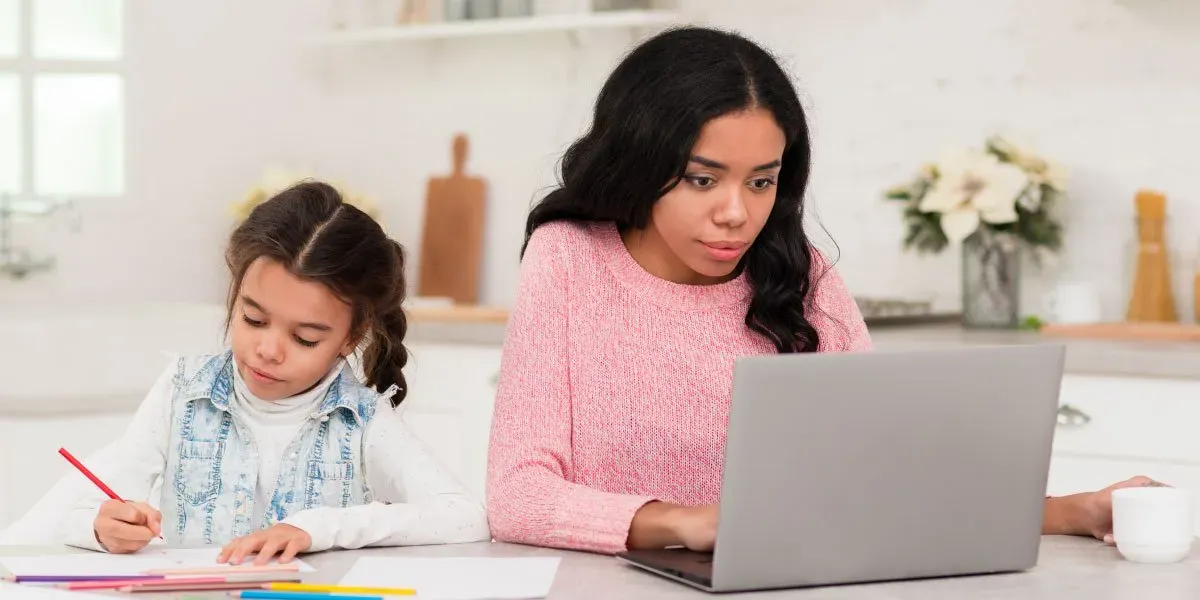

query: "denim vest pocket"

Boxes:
[173, 440, 222, 506]
[305, 460, 356, 508]
[307, 460, 355, 481]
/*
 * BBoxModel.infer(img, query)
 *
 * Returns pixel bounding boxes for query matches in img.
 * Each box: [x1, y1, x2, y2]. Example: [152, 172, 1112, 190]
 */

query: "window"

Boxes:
[0, 0, 124, 200]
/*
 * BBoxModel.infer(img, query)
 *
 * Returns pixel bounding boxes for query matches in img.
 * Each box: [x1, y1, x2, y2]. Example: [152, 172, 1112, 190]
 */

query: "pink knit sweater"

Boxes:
[486, 221, 873, 554]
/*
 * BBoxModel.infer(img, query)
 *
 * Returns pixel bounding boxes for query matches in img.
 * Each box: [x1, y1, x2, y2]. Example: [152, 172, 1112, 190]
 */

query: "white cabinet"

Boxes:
[1047, 374, 1200, 535]
[0, 412, 133, 530]
[398, 343, 503, 501]
[6, 345, 1200, 541]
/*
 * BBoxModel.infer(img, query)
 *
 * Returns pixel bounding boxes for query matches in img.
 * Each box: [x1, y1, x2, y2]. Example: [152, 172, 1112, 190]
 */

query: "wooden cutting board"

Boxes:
[1040, 322, 1200, 342]
[417, 133, 486, 305]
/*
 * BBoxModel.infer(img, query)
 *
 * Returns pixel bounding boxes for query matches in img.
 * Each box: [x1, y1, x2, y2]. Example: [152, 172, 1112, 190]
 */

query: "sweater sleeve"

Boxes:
[808, 249, 874, 353]
[486, 225, 657, 555]
[281, 400, 491, 552]
[61, 361, 174, 551]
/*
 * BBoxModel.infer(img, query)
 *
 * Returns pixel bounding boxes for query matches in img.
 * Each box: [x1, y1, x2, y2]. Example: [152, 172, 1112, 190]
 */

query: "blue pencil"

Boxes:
[231, 591, 397, 600]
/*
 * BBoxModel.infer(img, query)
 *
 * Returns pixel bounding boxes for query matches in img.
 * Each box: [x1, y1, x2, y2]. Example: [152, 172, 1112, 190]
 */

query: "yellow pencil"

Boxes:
[265, 583, 417, 596]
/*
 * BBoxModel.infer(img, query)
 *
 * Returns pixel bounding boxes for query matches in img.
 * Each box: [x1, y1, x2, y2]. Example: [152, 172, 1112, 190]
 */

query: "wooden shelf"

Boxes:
[406, 304, 509, 324]
[308, 10, 680, 45]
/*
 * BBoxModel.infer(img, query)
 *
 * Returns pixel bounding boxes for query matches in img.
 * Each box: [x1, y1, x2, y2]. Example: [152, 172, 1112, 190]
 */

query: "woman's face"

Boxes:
[623, 107, 785, 285]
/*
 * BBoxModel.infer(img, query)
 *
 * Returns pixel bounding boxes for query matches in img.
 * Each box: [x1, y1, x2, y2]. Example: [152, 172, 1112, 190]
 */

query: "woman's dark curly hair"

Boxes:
[522, 26, 821, 352]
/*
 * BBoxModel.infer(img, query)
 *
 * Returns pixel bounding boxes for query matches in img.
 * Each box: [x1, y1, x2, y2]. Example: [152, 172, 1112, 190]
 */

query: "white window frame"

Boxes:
[0, 0, 127, 203]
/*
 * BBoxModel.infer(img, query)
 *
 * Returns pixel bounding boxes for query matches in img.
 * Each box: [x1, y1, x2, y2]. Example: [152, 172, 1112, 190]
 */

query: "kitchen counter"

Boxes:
[409, 313, 1200, 382]
[5, 316, 1200, 416]
[869, 323, 1200, 381]
[2, 537, 1197, 599]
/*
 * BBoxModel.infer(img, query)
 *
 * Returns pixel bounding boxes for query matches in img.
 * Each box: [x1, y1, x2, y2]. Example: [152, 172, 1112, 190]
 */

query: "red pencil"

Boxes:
[58, 447, 125, 501]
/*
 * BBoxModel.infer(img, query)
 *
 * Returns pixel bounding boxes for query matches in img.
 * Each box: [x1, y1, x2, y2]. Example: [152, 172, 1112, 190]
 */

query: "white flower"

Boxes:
[989, 136, 1068, 192]
[919, 148, 1029, 244]
[230, 168, 381, 222]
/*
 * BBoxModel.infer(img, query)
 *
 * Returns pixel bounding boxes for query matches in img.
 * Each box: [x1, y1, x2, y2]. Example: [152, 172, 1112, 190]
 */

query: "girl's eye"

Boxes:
[294, 336, 319, 348]
[749, 177, 777, 192]
[242, 314, 265, 327]
[685, 175, 717, 189]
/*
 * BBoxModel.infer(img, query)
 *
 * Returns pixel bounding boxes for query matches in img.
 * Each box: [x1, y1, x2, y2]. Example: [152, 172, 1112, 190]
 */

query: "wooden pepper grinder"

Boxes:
[1126, 189, 1178, 322]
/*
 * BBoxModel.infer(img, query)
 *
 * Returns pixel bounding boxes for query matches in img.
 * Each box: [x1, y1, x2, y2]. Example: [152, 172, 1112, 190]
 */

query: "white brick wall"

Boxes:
[687, 0, 1200, 321]
[8, 0, 1199, 324]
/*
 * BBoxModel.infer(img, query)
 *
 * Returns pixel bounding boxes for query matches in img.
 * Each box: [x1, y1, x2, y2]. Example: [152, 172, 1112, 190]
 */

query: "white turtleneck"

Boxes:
[230, 360, 341, 527]
[61, 356, 491, 553]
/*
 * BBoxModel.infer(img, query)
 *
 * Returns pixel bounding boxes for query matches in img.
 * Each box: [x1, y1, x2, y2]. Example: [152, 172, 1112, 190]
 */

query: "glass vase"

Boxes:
[961, 231, 1021, 329]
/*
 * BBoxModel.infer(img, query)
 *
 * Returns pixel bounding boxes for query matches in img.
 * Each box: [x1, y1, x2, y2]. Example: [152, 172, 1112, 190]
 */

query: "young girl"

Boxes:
[485, 25, 1159, 554]
[63, 181, 489, 563]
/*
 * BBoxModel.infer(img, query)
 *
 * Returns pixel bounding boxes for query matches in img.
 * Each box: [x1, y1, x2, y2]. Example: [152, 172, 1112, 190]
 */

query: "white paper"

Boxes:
[339, 557, 561, 600]
[0, 582, 107, 599]
[0, 547, 313, 577]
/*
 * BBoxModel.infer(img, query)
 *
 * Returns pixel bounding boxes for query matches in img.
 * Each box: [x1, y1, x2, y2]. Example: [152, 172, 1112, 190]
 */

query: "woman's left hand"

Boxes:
[218, 524, 312, 565]
[1077, 475, 1167, 544]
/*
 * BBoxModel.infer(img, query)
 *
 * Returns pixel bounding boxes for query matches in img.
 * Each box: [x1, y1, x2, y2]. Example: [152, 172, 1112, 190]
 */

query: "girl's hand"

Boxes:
[93, 499, 162, 554]
[218, 524, 312, 565]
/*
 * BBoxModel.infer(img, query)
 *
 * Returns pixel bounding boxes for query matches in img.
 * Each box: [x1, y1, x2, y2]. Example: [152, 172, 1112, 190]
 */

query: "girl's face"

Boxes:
[230, 257, 356, 401]
[623, 107, 785, 285]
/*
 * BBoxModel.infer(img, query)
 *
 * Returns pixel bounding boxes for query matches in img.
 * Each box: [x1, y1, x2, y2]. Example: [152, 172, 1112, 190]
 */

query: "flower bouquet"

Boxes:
[230, 169, 381, 222]
[884, 135, 1067, 327]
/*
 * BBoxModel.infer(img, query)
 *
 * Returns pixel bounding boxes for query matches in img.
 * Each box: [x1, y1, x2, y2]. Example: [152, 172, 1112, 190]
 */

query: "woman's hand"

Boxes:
[218, 524, 312, 565]
[1045, 475, 1166, 543]
[628, 502, 718, 551]
[672, 505, 718, 551]
[93, 499, 161, 554]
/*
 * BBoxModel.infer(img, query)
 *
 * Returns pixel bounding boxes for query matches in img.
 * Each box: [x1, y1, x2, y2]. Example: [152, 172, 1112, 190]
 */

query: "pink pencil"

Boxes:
[120, 581, 274, 593]
[63, 573, 301, 591]
[144, 564, 301, 576]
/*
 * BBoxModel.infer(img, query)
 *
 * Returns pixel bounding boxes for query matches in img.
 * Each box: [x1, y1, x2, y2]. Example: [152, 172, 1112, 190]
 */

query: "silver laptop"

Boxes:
[616, 344, 1064, 593]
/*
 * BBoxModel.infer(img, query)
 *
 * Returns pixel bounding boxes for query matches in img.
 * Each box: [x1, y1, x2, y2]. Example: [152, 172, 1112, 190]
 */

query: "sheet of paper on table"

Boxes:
[339, 556, 561, 599]
[0, 582, 107, 599]
[0, 547, 314, 578]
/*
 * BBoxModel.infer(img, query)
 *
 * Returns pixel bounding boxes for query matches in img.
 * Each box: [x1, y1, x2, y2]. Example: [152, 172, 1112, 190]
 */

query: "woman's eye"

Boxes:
[686, 175, 717, 189]
[294, 336, 319, 348]
[242, 315, 265, 327]
[749, 177, 777, 192]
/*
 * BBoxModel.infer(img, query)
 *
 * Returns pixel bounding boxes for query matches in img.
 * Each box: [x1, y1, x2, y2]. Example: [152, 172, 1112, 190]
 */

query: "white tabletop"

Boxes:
[3, 536, 1199, 598]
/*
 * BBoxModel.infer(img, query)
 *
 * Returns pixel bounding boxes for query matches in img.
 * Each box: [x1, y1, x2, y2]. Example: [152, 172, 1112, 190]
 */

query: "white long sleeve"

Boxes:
[61, 364, 174, 551]
[60, 359, 490, 553]
[281, 402, 492, 551]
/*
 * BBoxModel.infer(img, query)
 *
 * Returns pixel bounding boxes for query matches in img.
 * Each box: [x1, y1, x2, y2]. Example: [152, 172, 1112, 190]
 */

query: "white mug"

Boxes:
[1043, 281, 1102, 324]
[1112, 486, 1194, 563]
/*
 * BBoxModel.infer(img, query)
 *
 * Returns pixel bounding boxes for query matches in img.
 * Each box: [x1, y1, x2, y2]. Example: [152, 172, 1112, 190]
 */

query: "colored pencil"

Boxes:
[58, 447, 124, 501]
[232, 591, 404, 600]
[58, 446, 163, 539]
[122, 581, 272, 593]
[63, 573, 302, 591]
[265, 583, 416, 596]
[145, 563, 302, 576]
[4, 574, 164, 583]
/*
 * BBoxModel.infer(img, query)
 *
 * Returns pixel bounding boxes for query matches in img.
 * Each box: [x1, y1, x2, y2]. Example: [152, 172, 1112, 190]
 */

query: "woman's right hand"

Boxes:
[93, 499, 162, 553]
[671, 505, 718, 551]
[629, 502, 718, 551]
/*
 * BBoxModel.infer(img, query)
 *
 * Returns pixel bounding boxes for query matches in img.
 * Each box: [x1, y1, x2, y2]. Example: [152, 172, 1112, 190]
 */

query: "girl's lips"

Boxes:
[248, 366, 281, 382]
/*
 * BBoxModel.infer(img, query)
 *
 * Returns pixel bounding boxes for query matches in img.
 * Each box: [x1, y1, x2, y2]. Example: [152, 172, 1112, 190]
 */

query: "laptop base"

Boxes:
[615, 549, 715, 591]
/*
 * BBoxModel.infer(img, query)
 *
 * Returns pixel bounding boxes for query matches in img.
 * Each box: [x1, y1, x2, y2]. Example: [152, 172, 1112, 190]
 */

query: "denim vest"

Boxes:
[160, 351, 390, 545]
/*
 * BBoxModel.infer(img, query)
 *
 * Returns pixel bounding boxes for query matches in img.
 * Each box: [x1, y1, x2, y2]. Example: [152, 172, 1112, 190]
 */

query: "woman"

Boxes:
[486, 25, 1152, 555]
